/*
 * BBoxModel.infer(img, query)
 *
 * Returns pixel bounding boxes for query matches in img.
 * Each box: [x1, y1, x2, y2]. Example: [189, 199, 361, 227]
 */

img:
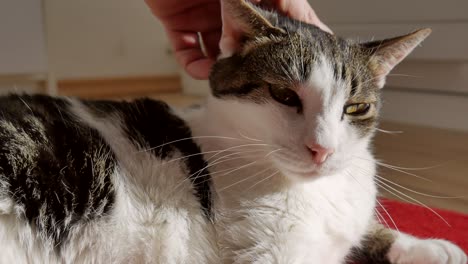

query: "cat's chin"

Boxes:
[280, 166, 339, 182]
[270, 150, 346, 181]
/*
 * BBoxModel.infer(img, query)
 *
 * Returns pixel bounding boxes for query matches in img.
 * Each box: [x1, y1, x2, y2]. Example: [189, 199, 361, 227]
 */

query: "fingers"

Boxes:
[146, 0, 220, 79]
[261, 0, 333, 33]
[161, 2, 221, 32]
[300, 6, 332, 33]
[150, 0, 330, 80]
[178, 53, 214, 80]
[201, 30, 222, 59]
[166, 30, 214, 79]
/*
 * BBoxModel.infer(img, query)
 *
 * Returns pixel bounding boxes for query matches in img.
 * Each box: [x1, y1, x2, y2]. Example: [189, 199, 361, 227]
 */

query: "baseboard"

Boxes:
[58, 75, 182, 99]
[381, 88, 468, 132]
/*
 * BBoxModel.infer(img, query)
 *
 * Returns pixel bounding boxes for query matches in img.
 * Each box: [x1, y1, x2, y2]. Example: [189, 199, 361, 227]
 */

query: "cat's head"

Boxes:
[209, 0, 430, 180]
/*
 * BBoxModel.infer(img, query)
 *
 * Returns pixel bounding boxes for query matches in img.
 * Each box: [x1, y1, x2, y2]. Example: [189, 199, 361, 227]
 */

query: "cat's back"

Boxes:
[0, 94, 218, 263]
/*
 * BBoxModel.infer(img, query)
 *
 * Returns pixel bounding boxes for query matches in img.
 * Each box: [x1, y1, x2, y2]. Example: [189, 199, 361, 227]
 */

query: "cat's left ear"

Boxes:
[362, 28, 431, 88]
[220, 0, 282, 57]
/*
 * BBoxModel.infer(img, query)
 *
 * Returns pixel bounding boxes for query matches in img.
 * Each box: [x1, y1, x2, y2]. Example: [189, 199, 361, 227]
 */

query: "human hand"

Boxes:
[146, 0, 330, 80]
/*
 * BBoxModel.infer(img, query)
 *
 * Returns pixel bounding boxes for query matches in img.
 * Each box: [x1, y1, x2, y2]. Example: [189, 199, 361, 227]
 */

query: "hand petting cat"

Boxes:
[145, 0, 331, 80]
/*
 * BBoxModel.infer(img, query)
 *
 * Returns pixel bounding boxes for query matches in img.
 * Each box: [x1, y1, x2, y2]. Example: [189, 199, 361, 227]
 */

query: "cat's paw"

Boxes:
[387, 235, 467, 264]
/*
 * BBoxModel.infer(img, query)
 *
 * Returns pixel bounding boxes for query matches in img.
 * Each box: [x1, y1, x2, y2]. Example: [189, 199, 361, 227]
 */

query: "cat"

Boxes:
[0, 0, 466, 263]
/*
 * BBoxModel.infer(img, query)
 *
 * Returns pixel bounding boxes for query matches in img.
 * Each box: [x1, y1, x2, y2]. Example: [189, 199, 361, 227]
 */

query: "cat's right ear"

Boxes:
[362, 28, 431, 88]
[219, 0, 281, 57]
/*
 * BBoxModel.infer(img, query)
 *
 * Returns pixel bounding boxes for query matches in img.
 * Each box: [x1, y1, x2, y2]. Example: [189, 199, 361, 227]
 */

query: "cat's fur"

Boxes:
[0, 0, 466, 263]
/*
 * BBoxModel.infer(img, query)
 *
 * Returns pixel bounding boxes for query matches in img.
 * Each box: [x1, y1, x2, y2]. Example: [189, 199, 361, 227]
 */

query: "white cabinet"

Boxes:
[0, 0, 55, 93]
[310, 0, 468, 130]
[313, 0, 468, 61]
[313, 0, 468, 23]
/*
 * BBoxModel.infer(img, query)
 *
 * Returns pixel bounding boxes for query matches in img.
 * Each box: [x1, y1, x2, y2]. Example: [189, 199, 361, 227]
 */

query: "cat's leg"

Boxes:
[354, 221, 467, 264]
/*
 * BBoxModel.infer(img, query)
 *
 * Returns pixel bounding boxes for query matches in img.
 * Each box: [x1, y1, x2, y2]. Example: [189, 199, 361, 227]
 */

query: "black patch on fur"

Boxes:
[232, 83, 261, 97]
[341, 64, 347, 83]
[348, 223, 395, 263]
[351, 76, 359, 96]
[349, 236, 393, 264]
[333, 62, 340, 80]
[85, 99, 214, 218]
[0, 94, 116, 249]
[349, 248, 391, 264]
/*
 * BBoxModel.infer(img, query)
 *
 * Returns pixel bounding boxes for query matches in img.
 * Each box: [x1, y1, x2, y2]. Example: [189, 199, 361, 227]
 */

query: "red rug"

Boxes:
[378, 199, 468, 254]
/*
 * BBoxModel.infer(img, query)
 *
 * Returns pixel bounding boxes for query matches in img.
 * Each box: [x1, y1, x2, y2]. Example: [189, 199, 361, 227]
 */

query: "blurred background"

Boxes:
[0, 0, 467, 213]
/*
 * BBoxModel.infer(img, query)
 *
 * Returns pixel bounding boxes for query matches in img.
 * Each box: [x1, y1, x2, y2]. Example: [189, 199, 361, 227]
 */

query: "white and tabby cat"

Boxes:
[0, 0, 466, 263]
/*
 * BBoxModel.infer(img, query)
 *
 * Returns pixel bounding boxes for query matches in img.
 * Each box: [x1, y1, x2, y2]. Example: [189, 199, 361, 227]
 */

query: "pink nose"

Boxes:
[307, 144, 334, 165]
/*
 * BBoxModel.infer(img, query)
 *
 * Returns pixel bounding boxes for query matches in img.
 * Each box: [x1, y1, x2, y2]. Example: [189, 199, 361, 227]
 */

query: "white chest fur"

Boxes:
[185, 103, 378, 263]
[212, 156, 377, 264]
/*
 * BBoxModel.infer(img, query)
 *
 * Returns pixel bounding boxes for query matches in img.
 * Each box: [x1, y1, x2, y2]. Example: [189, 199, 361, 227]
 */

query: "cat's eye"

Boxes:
[268, 85, 302, 108]
[344, 103, 371, 116]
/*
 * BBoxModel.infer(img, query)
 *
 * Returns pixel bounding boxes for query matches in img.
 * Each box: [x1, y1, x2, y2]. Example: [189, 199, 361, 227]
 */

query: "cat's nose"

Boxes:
[307, 144, 334, 165]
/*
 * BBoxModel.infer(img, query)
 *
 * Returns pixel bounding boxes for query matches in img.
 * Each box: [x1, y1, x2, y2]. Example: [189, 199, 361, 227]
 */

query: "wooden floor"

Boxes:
[375, 122, 468, 214]
[151, 93, 468, 214]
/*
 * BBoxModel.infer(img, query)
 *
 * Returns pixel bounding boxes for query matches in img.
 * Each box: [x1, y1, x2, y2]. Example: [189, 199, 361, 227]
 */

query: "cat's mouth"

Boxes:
[271, 148, 337, 179]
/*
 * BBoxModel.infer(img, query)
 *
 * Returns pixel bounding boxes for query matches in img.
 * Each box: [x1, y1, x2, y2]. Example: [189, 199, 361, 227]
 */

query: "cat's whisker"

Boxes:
[191, 160, 262, 187]
[359, 74, 387, 87]
[187, 146, 276, 186]
[359, 154, 465, 174]
[376, 176, 465, 199]
[161, 146, 272, 166]
[220, 161, 259, 176]
[278, 59, 294, 81]
[344, 169, 399, 232]
[374, 209, 390, 229]
[387, 73, 422, 78]
[375, 199, 400, 233]
[264, 148, 283, 157]
[352, 164, 444, 198]
[297, 21, 305, 81]
[176, 159, 262, 189]
[374, 182, 414, 205]
[217, 167, 273, 193]
[376, 160, 456, 171]
[134, 135, 253, 154]
[19, 97, 35, 116]
[376, 128, 404, 134]
[352, 163, 446, 231]
[204, 149, 281, 183]
[363, 71, 421, 86]
[243, 170, 280, 193]
[243, 203, 309, 225]
[375, 178, 451, 227]
[170, 148, 277, 196]
[236, 130, 263, 142]
[351, 42, 378, 85]
[353, 156, 433, 182]
[353, 164, 463, 200]
[179, 143, 274, 182]
[292, 31, 302, 81]
[178, 164, 275, 204]
[204, 143, 274, 164]
[189, 150, 269, 181]
[168, 151, 259, 194]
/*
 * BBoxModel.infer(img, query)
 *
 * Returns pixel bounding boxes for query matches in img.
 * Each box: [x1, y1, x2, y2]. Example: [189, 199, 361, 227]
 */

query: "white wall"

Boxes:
[41, 0, 468, 130]
[310, 0, 468, 131]
[0, 0, 47, 75]
[44, 0, 178, 80]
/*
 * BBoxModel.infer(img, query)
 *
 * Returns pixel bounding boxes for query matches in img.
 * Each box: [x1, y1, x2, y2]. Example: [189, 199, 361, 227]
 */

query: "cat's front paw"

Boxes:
[388, 235, 467, 264]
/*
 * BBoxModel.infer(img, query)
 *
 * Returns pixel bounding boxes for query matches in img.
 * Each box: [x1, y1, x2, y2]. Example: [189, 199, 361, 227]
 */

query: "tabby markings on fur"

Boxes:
[0, 0, 466, 263]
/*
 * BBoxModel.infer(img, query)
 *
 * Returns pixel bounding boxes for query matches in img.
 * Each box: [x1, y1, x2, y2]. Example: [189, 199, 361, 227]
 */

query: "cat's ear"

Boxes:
[362, 28, 431, 88]
[220, 0, 281, 57]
